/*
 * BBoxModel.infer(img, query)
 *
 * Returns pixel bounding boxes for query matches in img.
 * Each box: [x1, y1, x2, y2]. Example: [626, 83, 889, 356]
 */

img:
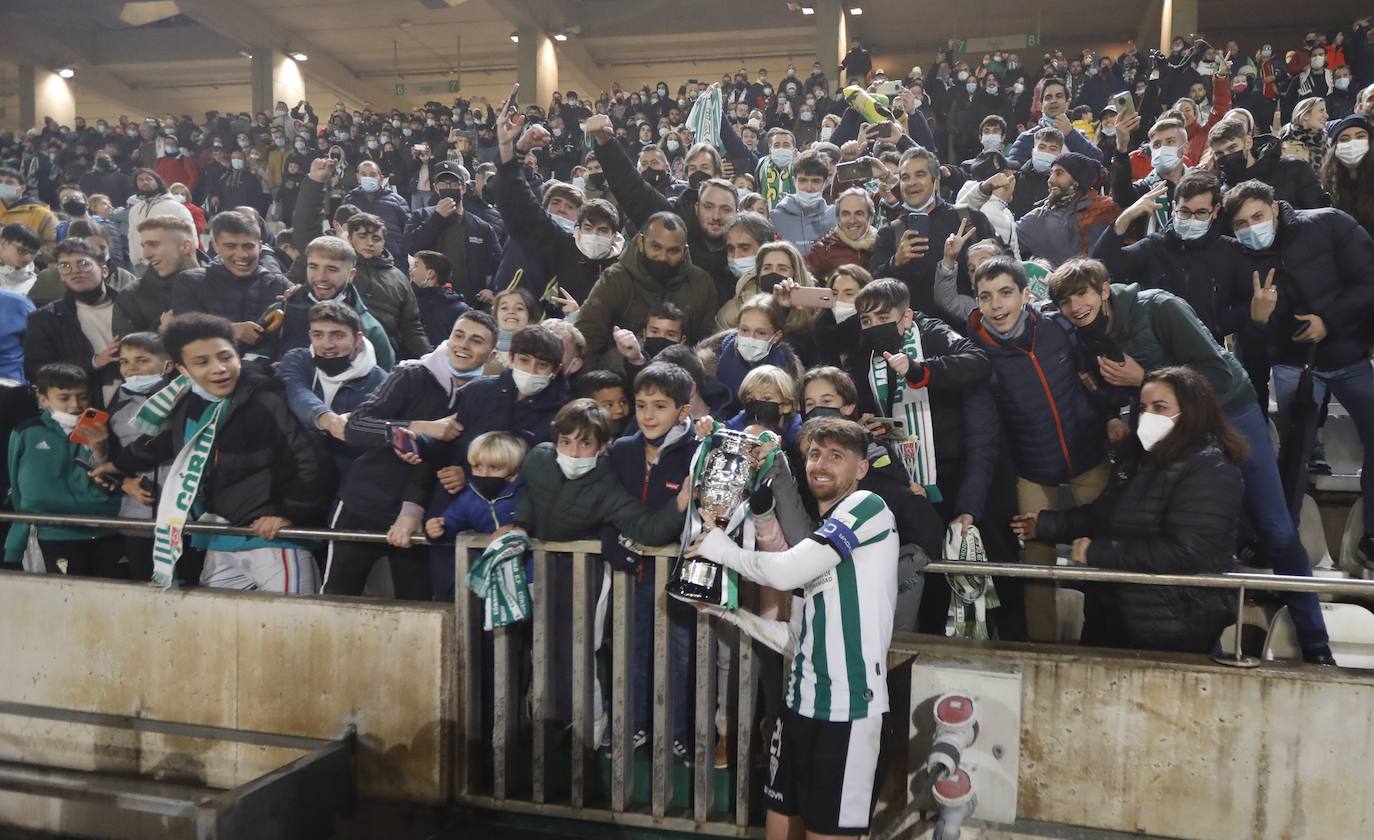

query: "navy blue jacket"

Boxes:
[967, 305, 1109, 487]
[278, 347, 387, 487]
[344, 185, 412, 261]
[600, 425, 696, 570]
[413, 284, 471, 347]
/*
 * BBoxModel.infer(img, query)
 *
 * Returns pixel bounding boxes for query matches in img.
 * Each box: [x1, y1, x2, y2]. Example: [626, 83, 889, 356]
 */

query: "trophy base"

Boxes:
[665, 576, 716, 605]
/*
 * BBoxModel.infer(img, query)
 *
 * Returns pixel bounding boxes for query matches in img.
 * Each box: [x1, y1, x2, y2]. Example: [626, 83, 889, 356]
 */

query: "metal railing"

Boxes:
[4, 510, 1372, 834]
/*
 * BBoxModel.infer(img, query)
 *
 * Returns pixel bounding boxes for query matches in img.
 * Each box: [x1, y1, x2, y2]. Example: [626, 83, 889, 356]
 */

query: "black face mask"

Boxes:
[1075, 313, 1124, 362]
[312, 353, 354, 376]
[95, 158, 114, 171]
[806, 406, 845, 421]
[431, 188, 462, 206]
[481, 183, 496, 203]
[641, 336, 675, 359]
[470, 474, 510, 500]
[861, 321, 904, 357]
[744, 399, 782, 429]
[73, 282, 108, 305]
[62, 199, 88, 217]
[757, 272, 787, 293]
[587, 173, 607, 191]
[644, 168, 670, 191]
[639, 248, 678, 281]
[1217, 150, 1248, 185]
[687, 170, 711, 190]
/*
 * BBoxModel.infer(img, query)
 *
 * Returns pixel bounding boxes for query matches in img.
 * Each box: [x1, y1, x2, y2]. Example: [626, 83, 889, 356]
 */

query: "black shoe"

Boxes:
[1359, 536, 1374, 571]
[1303, 645, 1337, 666]
[1308, 456, 1332, 475]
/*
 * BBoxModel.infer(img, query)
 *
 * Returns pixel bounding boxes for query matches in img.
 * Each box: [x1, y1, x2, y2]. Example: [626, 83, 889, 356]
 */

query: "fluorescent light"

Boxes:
[849, 6, 863, 14]
[510, 32, 519, 43]
[289, 51, 308, 62]
[801, 6, 814, 14]
[554, 32, 568, 41]
[57, 67, 75, 79]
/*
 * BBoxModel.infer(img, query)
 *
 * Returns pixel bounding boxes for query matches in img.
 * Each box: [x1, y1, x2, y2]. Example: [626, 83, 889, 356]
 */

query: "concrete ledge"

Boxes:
[889, 633, 1374, 840]
[0, 572, 452, 804]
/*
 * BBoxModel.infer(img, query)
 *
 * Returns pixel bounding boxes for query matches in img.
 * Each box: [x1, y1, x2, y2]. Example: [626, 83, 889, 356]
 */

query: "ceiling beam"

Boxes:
[174, 0, 399, 107]
[0, 13, 198, 118]
[488, 0, 614, 94]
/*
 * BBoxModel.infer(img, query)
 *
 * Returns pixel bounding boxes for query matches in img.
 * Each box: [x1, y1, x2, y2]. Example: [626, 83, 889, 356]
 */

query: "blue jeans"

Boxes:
[1226, 400, 1329, 651]
[1273, 359, 1374, 536]
[630, 562, 695, 742]
[410, 189, 432, 210]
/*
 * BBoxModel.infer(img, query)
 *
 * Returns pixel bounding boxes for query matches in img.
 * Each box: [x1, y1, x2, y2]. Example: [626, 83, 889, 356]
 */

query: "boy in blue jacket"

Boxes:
[603, 362, 698, 760]
[5, 363, 122, 576]
[425, 431, 526, 599]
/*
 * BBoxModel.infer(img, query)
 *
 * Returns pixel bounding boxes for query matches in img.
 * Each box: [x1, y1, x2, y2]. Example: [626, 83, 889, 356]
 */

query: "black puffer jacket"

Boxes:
[1036, 442, 1241, 654]
[1234, 135, 1329, 210]
[170, 262, 289, 324]
[114, 367, 335, 527]
[1238, 201, 1374, 371]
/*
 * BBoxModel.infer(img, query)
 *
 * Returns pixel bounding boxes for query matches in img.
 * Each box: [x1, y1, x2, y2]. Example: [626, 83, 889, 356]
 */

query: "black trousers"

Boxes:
[39, 535, 125, 578]
[322, 506, 433, 600]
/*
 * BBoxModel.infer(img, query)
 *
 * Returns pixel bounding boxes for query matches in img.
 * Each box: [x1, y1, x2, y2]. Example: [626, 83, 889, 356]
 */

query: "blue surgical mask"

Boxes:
[190, 381, 227, 402]
[902, 195, 936, 214]
[551, 213, 576, 233]
[1236, 219, 1276, 251]
[359, 176, 381, 192]
[1100, 126, 1116, 137]
[1172, 216, 1211, 240]
[770, 147, 794, 168]
[729, 256, 754, 278]
[1151, 144, 1181, 174]
[1031, 150, 1055, 173]
[0, 184, 19, 203]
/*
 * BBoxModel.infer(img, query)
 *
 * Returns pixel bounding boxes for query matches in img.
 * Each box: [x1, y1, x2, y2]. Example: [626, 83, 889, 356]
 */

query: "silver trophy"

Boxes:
[668, 429, 760, 603]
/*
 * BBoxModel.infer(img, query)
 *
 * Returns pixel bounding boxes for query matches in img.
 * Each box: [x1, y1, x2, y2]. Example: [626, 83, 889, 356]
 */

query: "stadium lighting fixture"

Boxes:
[289, 51, 309, 62]
[57, 67, 76, 79]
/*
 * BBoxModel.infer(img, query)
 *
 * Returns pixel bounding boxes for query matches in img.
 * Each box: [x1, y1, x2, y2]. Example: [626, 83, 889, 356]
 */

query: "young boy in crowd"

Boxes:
[603, 362, 698, 757]
[105, 314, 334, 592]
[424, 430, 527, 599]
[106, 332, 177, 582]
[541, 317, 588, 383]
[326, 310, 499, 600]
[0, 222, 40, 296]
[5, 363, 123, 576]
[576, 369, 631, 438]
[410, 250, 469, 348]
[513, 397, 690, 744]
[278, 300, 387, 485]
[607, 300, 688, 376]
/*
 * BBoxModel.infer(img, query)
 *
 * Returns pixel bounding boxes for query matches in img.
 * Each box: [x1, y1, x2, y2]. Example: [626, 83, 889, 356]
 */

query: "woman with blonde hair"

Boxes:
[1279, 96, 1330, 168]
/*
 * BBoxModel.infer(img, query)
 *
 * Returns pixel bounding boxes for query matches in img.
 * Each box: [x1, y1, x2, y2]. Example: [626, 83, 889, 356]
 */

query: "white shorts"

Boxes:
[201, 546, 319, 594]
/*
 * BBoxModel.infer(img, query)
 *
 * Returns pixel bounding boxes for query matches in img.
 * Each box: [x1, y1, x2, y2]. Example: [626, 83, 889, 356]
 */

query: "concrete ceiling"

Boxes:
[5, 0, 1372, 112]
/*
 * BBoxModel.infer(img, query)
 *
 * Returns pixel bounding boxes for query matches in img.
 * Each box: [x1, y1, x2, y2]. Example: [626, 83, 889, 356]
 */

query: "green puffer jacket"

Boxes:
[514, 442, 684, 545]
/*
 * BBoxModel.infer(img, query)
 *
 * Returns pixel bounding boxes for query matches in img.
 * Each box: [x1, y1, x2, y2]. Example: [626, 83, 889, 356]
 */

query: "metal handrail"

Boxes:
[3, 510, 1368, 597]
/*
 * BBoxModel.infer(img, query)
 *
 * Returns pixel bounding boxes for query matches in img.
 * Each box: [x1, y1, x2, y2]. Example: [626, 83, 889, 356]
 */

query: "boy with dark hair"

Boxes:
[847, 277, 1002, 633]
[410, 249, 470, 347]
[278, 299, 387, 484]
[965, 257, 1111, 640]
[345, 211, 431, 359]
[5, 363, 122, 576]
[0, 221, 41, 296]
[171, 210, 289, 350]
[324, 310, 498, 599]
[512, 397, 689, 741]
[107, 332, 177, 582]
[604, 361, 699, 757]
[576, 369, 631, 437]
[102, 313, 334, 591]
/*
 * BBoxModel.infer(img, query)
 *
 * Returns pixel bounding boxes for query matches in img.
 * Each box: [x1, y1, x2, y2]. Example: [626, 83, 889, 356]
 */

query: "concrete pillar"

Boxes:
[250, 49, 305, 117]
[1160, 0, 1199, 54]
[18, 64, 76, 131]
[517, 27, 558, 112]
[815, 0, 849, 86]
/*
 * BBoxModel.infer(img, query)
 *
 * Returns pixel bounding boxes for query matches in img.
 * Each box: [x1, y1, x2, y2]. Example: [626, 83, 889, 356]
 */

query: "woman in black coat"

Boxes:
[1011, 366, 1247, 654]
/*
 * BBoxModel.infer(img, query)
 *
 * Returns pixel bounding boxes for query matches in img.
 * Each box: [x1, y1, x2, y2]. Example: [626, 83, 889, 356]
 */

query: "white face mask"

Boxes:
[819, 126, 834, 142]
[575, 230, 615, 259]
[832, 301, 857, 323]
[793, 188, 826, 208]
[49, 410, 80, 434]
[121, 373, 164, 394]
[556, 451, 599, 480]
[729, 256, 754, 278]
[1151, 144, 1181, 173]
[1136, 411, 1178, 451]
[1031, 149, 1056, 173]
[980, 133, 1004, 151]
[736, 335, 773, 363]
[511, 368, 552, 396]
[1335, 138, 1370, 167]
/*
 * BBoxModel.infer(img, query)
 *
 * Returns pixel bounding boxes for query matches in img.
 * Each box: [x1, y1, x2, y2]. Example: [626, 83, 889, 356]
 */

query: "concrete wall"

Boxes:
[0, 573, 452, 805]
[889, 635, 1374, 839]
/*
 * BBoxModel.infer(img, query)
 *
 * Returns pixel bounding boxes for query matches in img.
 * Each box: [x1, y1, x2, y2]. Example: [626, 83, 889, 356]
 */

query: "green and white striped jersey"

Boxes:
[697, 489, 898, 721]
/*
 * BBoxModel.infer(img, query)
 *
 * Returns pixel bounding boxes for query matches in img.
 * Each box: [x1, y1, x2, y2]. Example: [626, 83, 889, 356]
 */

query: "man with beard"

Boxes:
[1016, 152, 1120, 268]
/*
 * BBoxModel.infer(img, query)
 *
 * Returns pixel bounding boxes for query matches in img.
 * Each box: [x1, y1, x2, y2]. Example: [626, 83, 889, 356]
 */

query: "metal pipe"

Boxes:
[0, 511, 432, 546]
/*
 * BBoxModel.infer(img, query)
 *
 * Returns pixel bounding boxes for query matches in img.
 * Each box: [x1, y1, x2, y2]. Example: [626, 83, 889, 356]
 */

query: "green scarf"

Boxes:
[756, 157, 795, 210]
[466, 531, 532, 629]
[945, 524, 1000, 639]
[686, 85, 724, 153]
[138, 375, 228, 588]
[868, 326, 941, 501]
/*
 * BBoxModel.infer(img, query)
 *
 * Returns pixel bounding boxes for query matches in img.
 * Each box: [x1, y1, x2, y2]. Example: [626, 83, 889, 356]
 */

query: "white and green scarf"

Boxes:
[466, 531, 532, 629]
[868, 327, 939, 500]
[944, 523, 1000, 639]
[686, 84, 724, 153]
[134, 375, 227, 589]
